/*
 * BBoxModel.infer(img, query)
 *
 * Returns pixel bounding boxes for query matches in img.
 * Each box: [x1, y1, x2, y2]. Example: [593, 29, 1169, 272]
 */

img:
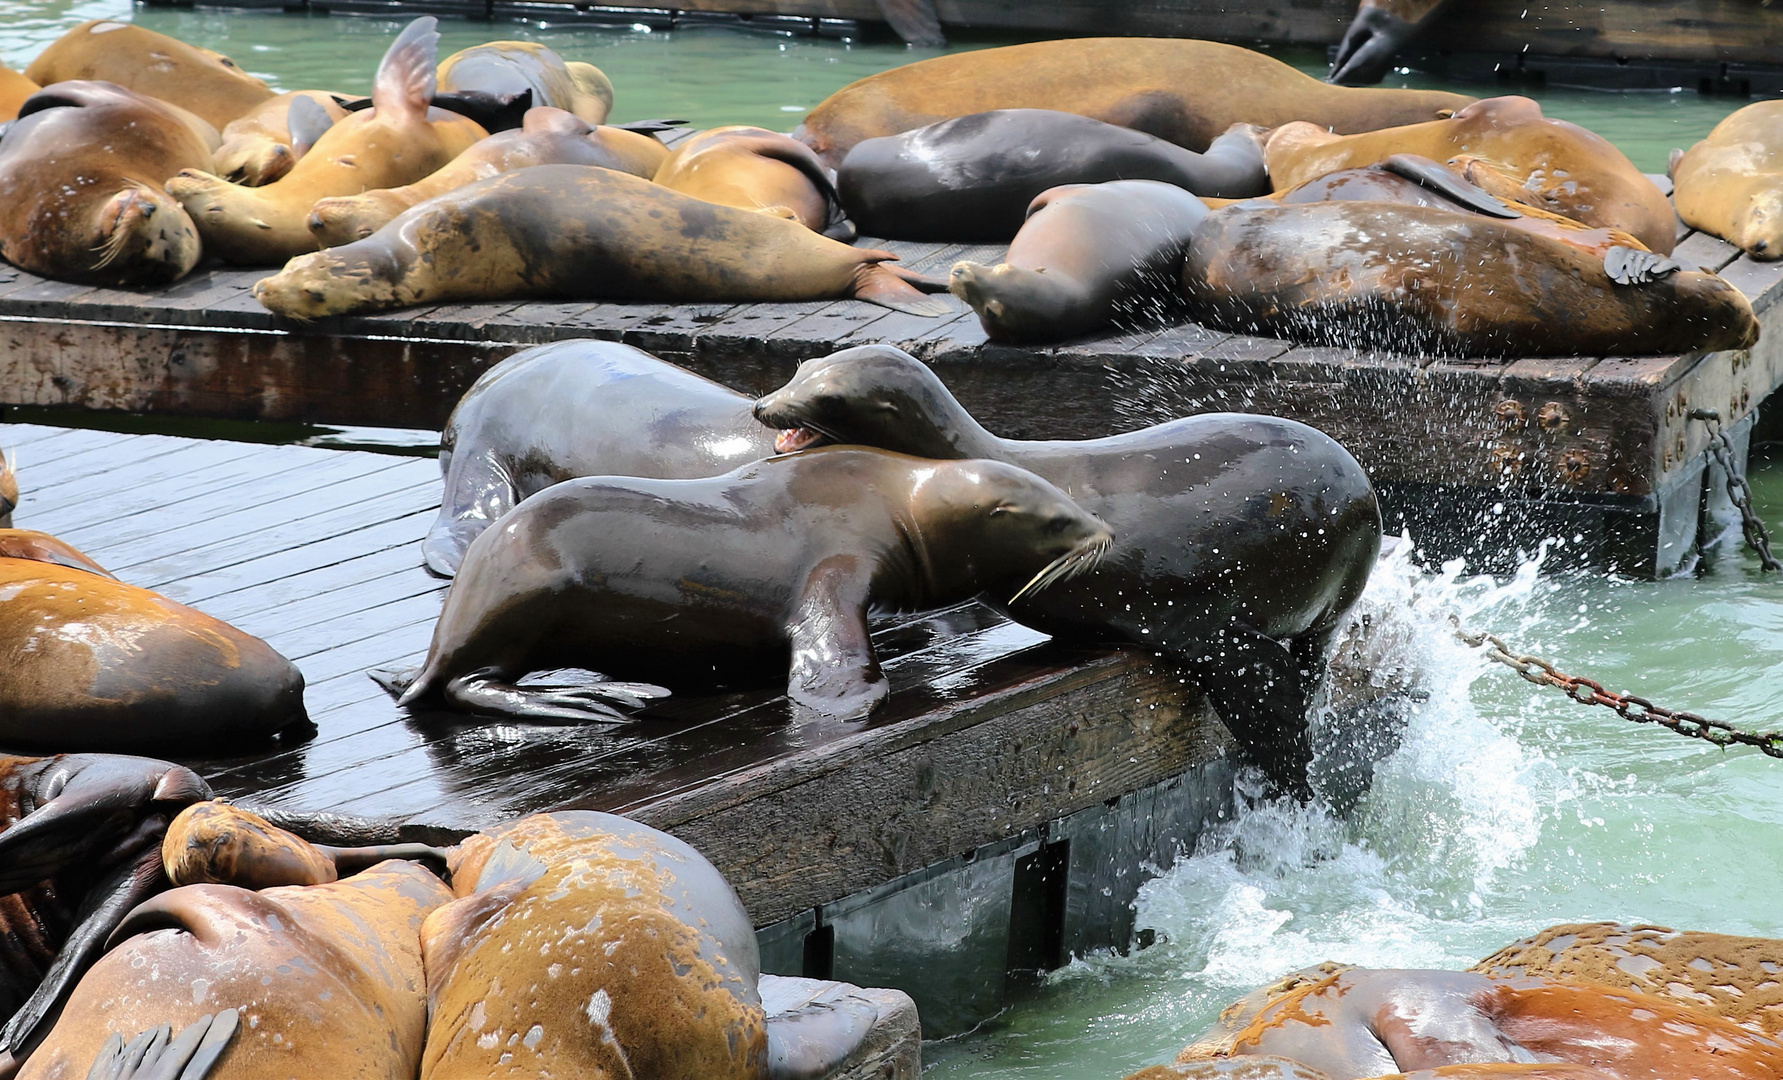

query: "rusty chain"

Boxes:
[1448, 616, 1783, 759]
[1691, 408, 1782, 571]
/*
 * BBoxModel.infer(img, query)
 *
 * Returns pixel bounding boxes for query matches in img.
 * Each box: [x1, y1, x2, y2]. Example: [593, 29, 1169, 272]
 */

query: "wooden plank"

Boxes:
[1673, 231, 1743, 274]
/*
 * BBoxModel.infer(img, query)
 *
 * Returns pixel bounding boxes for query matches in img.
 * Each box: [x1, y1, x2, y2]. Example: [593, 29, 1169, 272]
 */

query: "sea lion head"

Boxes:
[91, 182, 201, 285]
[1731, 186, 1783, 260]
[254, 246, 405, 319]
[1660, 267, 1763, 350]
[949, 260, 1089, 343]
[162, 801, 338, 891]
[0, 448, 15, 529]
[753, 345, 971, 458]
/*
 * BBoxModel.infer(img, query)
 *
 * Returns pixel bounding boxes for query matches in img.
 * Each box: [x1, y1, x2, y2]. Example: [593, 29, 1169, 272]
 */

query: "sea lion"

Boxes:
[838, 111, 1267, 242]
[23, 20, 273, 130]
[0, 449, 14, 529]
[1329, 0, 1453, 85]
[0, 528, 115, 576]
[1124, 1060, 1338, 1080]
[795, 37, 1472, 167]
[161, 801, 449, 892]
[1265, 96, 1677, 255]
[421, 339, 778, 578]
[335, 85, 534, 135]
[167, 18, 488, 265]
[0, 532, 309, 752]
[0, 81, 212, 286]
[752, 346, 1380, 798]
[1181, 201, 1758, 357]
[15, 860, 452, 1080]
[306, 106, 670, 247]
[255, 165, 950, 319]
[213, 90, 349, 186]
[382, 448, 1109, 722]
[1671, 101, 1783, 259]
[653, 125, 853, 240]
[436, 40, 613, 126]
[949, 179, 1210, 342]
[0, 63, 37, 122]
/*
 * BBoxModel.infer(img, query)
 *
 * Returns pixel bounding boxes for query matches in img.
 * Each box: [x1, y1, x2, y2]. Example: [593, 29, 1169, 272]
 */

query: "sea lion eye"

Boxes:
[1047, 516, 1074, 534]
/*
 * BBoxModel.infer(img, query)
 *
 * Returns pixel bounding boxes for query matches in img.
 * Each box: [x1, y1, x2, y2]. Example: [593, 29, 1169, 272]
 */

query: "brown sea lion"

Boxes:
[0, 81, 212, 285]
[0, 528, 115, 576]
[1181, 201, 1757, 357]
[0, 450, 14, 529]
[0, 64, 37, 122]
[1265, 96, 1677, 255]
[1671, 101, 1783, 259]
[653, 124, 853, 239]
[255, 165, 950, 318]
[421, 339, 778, 578]
[1329, 0, 1453, 85]
[167, 17, 487, 265]
[161, 801, 448, 892]
[213, 89, 349, 186]
[795, 37, 1472, 168]
[306, 106, 669, 247]
[436, 40, 613, 126]
[23, 20, 272, 130]
[752, 345, 1381, 799]
[380, 448, 1108, 722]
[949, 179, 1210, 342]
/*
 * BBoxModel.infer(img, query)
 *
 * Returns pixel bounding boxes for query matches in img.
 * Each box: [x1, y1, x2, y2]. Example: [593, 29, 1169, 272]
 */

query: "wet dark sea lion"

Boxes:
[386, 448, 1109, 722]
[0, 81, 213, 286]
[1181, 201, 1758, 357]
[654, 125, 853, 239]
[255, 165, 950, 318]
[751, 346, 1381, 797]
[1329, 0, 1452, 85]
[838, 110, 1264, 242]
[24, 20, 273, 130]
[422, 339, 777, 578]
[1671, 100, 1783, 259]
[436, 40, 613, 125]
[949, 179, 1210, 342]
[796, 37, 1472, 167]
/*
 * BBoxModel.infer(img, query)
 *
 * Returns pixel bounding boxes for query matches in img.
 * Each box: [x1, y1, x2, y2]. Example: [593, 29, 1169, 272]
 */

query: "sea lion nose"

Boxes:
[750, 398, 771, 421]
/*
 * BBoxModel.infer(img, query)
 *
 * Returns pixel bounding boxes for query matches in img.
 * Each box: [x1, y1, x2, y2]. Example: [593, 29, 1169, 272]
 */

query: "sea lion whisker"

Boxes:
[89, 184, 154, 269]
[1009, 536, 1109, 604]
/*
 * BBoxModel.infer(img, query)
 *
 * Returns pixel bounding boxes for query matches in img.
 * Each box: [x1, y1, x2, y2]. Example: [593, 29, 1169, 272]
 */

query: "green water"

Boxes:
[5, 4, 1783, 1076]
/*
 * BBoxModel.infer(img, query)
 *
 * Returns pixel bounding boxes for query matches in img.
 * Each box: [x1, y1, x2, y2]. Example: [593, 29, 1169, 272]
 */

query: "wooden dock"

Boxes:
[1, 419, 1238, 1034]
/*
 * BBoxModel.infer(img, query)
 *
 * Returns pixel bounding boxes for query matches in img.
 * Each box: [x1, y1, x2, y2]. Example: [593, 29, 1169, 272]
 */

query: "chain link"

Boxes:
[1691, 409, 1782, 571]
[1450, 617, 1783, 759]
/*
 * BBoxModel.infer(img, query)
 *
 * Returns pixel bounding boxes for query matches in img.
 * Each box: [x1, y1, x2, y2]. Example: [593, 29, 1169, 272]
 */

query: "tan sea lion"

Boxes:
[23, 20, 272, 130]
[255, 164, 950, 318]
[162, 801, 448, 892]
[0, 528, 115, 576]
[1671, 100, 1783, 259]
[436, 40, 613, 125]
[0, 63, 37, 122]
[795, 37, 1472, 167]
[0, 81, 212, 285]
[167, 17, 487, 265]
[1264, 96, 1677, 254]
[1181, 201, 1756, 357]
[653, 124, 853, 239]
[213, 89, 349, 186]
[306, 106, 669, 247]
[1329, 0, 1453, 85]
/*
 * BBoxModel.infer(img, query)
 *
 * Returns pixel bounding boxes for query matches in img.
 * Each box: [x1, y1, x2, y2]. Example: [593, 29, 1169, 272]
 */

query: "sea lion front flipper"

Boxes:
[285, 95, 335, 157]
[423, 446, 519, 578]
[369, 16, 439, 124]
[786, 558, 886, 718]
[1180, 625, 1315, 803]
[1604, 245, 1682, 285]
[1382, 153, 1519, 218]
[1669, 146, 1685, 180]
[439, 667, 669, 724]
[851, 262, 952, 316]
[873, 0, 946, 46]
[610, 118, 687, 135]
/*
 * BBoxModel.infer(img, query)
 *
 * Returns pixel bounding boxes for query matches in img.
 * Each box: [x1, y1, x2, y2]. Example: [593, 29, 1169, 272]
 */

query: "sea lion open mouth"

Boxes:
[775, 426, 827, 453]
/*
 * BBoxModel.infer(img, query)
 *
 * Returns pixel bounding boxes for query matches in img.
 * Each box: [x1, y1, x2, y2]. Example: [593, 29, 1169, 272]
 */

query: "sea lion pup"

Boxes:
[436, 39, 613, 126]
[255, 164, 950, 319]
[0, 81, 212, 286]
[838, 112, 1266, 242]
[23, 21, 273, 130]
[1671, 100, 1783, 259]
[0, 63, 37, 122]
[795, 37, 1472, 167]
[950, 179, 1210, 342]
[653, 125, 853, 240]
[1328, 0, 1452, 85]
[0, 531, 309, 753]
[1182, 201, 1758, 357]
[213, 90, 349, 186]
[382, 449, 1109, 722]
[422, 339, 778, 578]
[307, 106, 671, 247]
[1265, 95, 1677, 255]
[167, 17, 488, 266]
[752, 346, 1380, 798]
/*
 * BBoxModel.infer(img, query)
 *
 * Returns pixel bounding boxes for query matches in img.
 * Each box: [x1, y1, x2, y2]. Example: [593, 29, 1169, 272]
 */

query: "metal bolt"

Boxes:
[1558, 449, 1591, 482]
[1494, 399, 1526, 427]
[1536, 401, 1570, 431]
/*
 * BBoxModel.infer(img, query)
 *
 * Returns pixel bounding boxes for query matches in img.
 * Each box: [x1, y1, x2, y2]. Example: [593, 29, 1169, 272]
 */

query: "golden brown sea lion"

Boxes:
[305, 106, 669, 246]
[653, 124, 853, 239]
[0, 528, 115, 576]
[0, 81, 212, 285]
[795, 37, 1472, 167]
[23, 20, 272, 130]
[436, 40, 613, 125]
[1671, 101, 1783, 259]
[213, 89, 350, 186]
[161, 801, 448, 892]
[255, 165, 951, 318]
[166, 17, 487, 265]
[0, 63, 37, 122]
[1264, 95, 1677, 255]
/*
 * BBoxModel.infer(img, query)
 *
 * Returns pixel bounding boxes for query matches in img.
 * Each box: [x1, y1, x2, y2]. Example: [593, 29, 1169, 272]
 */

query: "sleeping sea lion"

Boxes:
[653, 125, 853, 239]
[382, 448, 1109, 722]
[1328, 0, 1453, 85]
[306, 106, 670, 247]
[1671, 100, 1783, 259]
[1265, 96, 1677, 255]
[213, 90, 349, 186]
[255, 164, 950, 318]
[795, 37, 1472, 167]
[436, 40, 613, 126]
[421, 339, 777, 578]
[752, 346, 1381, 798]
[161, 801, 448, 892]
[167, 17, 487, 265]
[0, 63, 37, 122]
[0, 81, 213, 285]
[949, 179, 1209, 342]
[838, 111, 1265, 242]
[23, 20, 273, 130]
[1181, 201, 1757, 357]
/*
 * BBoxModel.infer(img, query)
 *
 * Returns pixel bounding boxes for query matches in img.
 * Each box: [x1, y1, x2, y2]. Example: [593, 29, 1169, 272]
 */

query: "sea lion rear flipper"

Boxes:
[1382, 154, 1519, 218]
[873, 0, 946, 47]
[369, 16, 440, 123]
[286, 95, 335, 157]
[1604, 245, 1681, 286]
[88, 1010, 239, 1080]
[1668, 146, 1685, 180]
[368, 666, 421, 697]
[786, 559, 886, 718]
[762, 978, 884, 1080]
[852, 263, 952, 316]
[437, 668, 669, 724]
